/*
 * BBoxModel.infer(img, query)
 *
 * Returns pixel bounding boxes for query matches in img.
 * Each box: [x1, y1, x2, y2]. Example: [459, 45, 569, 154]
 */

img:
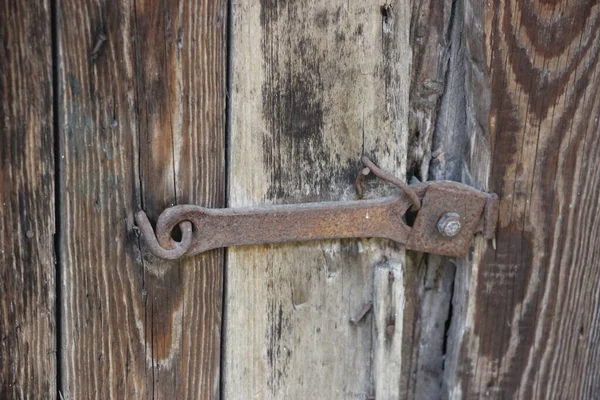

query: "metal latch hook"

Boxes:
[135, 157, 498, 260]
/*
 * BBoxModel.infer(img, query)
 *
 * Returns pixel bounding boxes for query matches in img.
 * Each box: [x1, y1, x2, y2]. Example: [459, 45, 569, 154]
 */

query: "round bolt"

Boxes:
[437, 213, 462, 237]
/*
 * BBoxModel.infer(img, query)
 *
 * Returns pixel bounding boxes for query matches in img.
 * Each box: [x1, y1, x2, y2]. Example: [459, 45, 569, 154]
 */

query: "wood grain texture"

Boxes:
[0, 1, 56, 398]
[444, 0, 600, 398]
[408, 0, 453, 180]
[224, 1, 412, 398]
[404, 1, 459, 398]
[57, 0, 226, 397]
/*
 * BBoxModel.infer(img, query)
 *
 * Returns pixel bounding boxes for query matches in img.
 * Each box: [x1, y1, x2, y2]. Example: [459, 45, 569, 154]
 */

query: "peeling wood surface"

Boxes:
[404, 1, 458, 398]
[408, 0, 454, 181]
[223, 1, 413, 398]
[57, 1, 226, 397]
[0, 1, 56, 397]
[444, 0, 600, 398]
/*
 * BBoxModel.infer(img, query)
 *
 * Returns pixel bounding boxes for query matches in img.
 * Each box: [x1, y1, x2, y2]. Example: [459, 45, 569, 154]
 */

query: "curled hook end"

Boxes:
[135, 210, 193, 260]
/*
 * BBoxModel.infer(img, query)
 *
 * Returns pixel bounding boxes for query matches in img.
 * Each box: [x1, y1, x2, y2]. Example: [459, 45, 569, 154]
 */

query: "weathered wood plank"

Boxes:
[444, 0, 600, 398]
[408, 0, 453, 181]
[57, 1, 226, 397]
[404, 1, 457, 398]
[224, 1, 412, 398]
[0, 1, 56, 397]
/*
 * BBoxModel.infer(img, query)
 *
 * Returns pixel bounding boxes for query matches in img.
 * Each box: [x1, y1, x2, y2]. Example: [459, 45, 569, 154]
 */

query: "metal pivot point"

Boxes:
[135, 157, 499, 260]
[437, 213, 462, 237]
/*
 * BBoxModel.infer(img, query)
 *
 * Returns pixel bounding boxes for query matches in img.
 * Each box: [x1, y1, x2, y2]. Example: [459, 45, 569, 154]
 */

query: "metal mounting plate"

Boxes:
[406, 182, 489, 257]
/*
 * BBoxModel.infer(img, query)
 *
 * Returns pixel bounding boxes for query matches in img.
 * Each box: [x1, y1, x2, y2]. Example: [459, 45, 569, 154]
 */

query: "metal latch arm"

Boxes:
[135, 158, 498, 260]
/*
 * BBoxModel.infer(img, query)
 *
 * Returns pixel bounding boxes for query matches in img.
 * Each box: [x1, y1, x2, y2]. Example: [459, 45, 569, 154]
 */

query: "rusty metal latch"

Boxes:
[135, 157, 498, 260]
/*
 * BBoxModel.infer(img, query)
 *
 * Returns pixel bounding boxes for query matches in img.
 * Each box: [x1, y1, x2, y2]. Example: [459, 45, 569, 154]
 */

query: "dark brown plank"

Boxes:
[57, 0, 226, 397]
[0, 1, 56, 398]
[444, 0, 600, 398]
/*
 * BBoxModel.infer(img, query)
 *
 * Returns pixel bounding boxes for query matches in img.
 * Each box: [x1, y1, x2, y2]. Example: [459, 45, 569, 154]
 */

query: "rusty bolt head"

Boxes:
[437, 212, 462, 237]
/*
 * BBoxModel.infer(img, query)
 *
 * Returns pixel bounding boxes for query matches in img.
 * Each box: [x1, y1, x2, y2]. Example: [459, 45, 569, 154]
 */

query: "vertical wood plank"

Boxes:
[57, 0, 226, 397]
[444, 0, 600, 398]
[0, 1, 55, 397]
[405, 1, 458, 398]
[224, 1, 412, 398]
[372, 259, 405, 399]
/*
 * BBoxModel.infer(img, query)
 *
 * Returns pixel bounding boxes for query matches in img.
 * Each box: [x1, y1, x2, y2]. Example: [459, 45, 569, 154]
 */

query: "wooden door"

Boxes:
[1, 0, 599, 399]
